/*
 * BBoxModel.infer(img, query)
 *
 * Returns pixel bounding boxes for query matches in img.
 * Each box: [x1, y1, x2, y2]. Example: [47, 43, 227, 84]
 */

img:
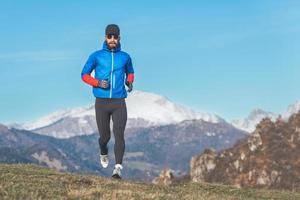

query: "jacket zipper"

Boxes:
[110, 50, 114, 98]
[113, 74, 116, 89]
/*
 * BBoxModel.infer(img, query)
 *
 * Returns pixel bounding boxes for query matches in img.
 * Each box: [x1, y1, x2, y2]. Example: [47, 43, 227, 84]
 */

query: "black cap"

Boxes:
[105, 24, 120, 36]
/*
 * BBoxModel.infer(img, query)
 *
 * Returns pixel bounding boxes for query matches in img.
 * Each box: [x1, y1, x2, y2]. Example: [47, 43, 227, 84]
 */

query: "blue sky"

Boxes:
[0, 0, 299, 124]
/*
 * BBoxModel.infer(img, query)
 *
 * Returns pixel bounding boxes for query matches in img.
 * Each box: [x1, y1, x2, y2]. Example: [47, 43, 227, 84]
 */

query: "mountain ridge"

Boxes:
[231, 100, 300, 133]
[8, 90, 224, 138]
[0, 117, 247, 182]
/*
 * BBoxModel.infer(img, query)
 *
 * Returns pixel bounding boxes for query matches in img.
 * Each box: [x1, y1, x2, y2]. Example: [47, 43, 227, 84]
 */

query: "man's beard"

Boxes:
[108, 42, 117, 48]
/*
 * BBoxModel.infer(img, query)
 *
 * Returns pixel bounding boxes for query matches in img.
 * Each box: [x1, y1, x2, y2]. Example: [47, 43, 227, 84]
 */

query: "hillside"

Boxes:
[0, 120, 246, 182]
[0, 164, 300, 200]
[191, 111, 300, 191]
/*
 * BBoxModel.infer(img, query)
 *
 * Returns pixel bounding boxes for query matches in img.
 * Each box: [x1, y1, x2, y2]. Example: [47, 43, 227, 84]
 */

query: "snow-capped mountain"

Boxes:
[126, 90, 222, 124]
[11, 106, 95, 131]
[231, 101, 300, 133]
[282, 100, 300, 120]
[9, 90, 224, 138]
[231, 109, 278, 133]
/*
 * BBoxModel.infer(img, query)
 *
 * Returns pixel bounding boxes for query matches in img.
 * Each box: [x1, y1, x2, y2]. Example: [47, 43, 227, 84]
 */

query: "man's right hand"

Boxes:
[97, 80, 110, 89]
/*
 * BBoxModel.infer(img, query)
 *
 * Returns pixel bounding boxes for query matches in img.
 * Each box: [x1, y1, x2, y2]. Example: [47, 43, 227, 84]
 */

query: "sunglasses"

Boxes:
[107, 34, 119, 39]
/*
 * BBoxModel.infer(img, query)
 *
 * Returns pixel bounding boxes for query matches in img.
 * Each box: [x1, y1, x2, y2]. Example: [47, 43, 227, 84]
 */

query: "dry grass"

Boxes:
[0, 164, 300, 200]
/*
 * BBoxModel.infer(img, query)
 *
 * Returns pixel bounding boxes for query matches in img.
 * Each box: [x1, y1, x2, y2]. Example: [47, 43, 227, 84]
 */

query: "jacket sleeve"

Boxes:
[125, 56, 135, 83]
[81, 53, 99, 87]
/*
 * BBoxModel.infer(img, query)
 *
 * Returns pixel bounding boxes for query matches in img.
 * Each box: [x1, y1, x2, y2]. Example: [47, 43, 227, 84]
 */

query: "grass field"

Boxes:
[0, 164, 299, 200]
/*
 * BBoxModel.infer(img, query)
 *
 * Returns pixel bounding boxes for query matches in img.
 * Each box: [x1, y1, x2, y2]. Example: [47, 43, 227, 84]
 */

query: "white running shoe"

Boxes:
[100, 154, 109, 168]
[112, 164, 123, 179]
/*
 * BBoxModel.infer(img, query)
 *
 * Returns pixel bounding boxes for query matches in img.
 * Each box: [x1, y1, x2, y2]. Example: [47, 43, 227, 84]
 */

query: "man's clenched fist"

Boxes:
[125, 81, 133, 92]
[98, 79, 110, 89]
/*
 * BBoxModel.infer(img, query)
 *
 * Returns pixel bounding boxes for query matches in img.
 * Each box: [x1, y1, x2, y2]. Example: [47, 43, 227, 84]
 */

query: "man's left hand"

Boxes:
[125, 81, 133, 92]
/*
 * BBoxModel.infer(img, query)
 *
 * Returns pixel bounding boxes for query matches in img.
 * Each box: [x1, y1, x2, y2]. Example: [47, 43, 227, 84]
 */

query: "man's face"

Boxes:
[105, 34, 120, 49]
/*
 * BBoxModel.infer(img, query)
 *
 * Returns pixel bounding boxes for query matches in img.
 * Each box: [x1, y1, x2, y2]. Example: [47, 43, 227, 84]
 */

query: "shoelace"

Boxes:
[101, 155, 108, 162]
[114, 167, 121, 174]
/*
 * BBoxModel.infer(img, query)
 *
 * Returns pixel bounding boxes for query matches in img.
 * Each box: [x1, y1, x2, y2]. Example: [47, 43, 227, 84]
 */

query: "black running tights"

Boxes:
[95, 98, 127, 165]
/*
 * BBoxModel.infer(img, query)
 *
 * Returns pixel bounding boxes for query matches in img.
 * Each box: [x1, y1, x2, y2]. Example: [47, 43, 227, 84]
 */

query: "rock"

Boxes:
[152, 168, 174, 186]
[247, 130, 262, 152]
[190, 148, 216, 182]
[189, 110, 300, 191]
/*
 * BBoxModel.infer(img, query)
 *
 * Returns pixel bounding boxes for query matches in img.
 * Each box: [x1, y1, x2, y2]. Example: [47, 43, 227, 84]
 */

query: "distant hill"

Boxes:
[0, 164, 299, 200]
[0, 119, 246, 182]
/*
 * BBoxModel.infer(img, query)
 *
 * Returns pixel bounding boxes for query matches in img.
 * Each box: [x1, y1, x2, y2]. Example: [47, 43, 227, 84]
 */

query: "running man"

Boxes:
[81, 24, 135, 179]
